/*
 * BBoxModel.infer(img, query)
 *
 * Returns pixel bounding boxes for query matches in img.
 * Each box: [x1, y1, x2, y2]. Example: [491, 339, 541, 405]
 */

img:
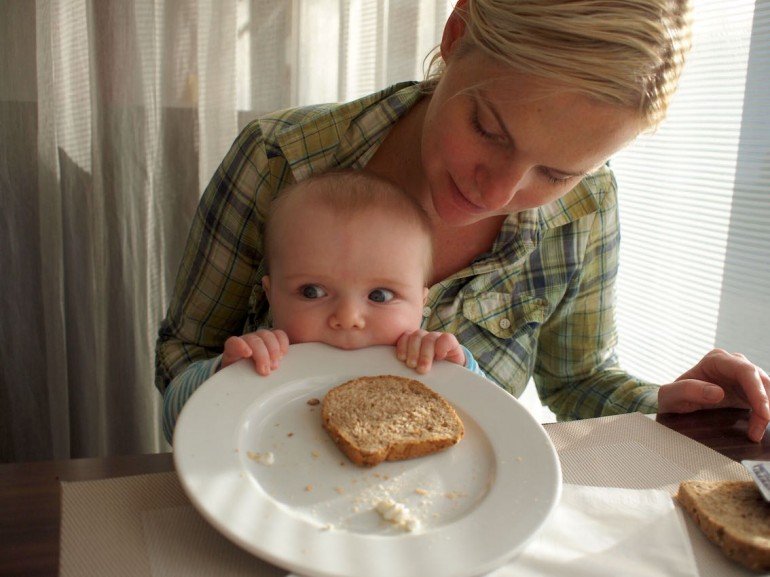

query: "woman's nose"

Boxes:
[475, 159, 527, 210]
[329, 299, 365, 329]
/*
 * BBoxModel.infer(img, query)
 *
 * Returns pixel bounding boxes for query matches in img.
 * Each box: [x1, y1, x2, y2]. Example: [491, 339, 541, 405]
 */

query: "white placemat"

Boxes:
[59, 413, 757, 577]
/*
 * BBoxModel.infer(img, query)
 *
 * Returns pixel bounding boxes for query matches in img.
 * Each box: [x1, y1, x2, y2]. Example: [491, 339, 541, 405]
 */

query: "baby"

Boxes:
[220, 170, 480, 376]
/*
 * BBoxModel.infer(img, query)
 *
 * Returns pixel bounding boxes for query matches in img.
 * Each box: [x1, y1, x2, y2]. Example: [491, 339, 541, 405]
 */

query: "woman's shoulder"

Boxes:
[255, 82, 421, 142]
[537, 164, 617, 229]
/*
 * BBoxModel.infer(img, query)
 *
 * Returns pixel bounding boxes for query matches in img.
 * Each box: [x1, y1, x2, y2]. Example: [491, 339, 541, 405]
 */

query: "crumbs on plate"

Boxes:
[246, 451, 275, 466]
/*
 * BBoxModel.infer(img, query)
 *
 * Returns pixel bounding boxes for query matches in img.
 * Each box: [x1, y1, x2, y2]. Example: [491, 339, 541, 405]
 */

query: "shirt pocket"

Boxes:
[462, 291, 548, 339]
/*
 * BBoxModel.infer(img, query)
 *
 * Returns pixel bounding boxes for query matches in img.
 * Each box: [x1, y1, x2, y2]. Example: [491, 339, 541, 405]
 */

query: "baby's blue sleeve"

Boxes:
[461, 346, 488, 379]
[162, 355, 222, 445]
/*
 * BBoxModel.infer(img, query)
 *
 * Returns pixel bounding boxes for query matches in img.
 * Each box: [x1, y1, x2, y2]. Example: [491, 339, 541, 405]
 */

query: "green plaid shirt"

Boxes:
[156, 82, 658, 442]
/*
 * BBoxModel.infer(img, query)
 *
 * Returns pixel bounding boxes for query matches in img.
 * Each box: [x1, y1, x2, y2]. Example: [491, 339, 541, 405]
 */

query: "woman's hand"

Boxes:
[657, 348, 770, 441]
[221, 329, 290, 375]
[396, 329, 466, 374]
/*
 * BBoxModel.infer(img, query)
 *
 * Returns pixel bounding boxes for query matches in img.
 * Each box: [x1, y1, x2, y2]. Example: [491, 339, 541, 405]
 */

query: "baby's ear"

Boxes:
[262, 276, 271, 301]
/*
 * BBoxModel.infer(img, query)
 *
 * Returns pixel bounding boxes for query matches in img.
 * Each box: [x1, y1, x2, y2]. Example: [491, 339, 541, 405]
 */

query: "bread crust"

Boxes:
[321, 375, 464, 467]
[676, 480, 770, 572]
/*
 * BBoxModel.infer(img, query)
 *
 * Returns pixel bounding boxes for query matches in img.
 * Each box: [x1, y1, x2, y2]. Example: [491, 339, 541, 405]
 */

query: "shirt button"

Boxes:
[422, 306, 432, 318]
[499, 318, 511, 330]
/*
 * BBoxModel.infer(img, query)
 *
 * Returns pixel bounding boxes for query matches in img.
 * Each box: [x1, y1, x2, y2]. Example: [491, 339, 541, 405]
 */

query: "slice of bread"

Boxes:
[321, 375, 464, 467]
[676, 480, 770, 572]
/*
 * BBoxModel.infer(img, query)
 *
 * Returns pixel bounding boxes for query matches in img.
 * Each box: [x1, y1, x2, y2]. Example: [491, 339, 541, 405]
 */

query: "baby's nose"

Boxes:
[330, 299, 365, 329]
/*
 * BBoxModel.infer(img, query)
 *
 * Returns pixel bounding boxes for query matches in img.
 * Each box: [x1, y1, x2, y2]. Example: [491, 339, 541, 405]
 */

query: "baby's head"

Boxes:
[262, 170, 433, 350]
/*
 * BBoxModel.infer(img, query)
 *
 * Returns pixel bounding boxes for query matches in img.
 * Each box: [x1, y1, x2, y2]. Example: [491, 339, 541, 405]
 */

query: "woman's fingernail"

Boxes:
[704, 385, 723, 401]
[749, 423, 766, 443]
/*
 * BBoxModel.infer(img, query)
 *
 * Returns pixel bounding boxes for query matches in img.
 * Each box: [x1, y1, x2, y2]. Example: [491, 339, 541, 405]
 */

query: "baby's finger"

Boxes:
[221, 336, 252, 369]
[405, 330, 428, 369]
[435, 333, 465, 366]
[415, 334, 441, 374]
[241, 334, 273, 376]
[396, 333, 410, 362]
[255, 330, 287, 368]
[274, 330, 290, 355]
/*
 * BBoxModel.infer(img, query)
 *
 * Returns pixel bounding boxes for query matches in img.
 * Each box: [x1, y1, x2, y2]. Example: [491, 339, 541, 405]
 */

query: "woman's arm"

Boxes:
[155, 121, 278, 441]
[533, 173, 659, 420]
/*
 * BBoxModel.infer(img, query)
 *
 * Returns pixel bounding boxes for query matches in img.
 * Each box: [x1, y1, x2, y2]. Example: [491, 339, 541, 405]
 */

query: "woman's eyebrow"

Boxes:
[481, 94, 593, 178]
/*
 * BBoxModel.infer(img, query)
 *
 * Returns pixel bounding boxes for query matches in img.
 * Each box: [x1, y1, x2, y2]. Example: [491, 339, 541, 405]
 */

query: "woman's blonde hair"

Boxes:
[424, 0, 693, 130]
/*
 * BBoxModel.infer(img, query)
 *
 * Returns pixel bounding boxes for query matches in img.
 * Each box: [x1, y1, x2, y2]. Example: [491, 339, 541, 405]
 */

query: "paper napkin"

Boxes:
[286, 483, 698, 577]
[488, 483, 698, 577]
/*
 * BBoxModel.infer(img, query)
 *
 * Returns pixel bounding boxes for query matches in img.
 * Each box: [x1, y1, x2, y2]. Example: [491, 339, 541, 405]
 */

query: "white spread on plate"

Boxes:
[375, 499, 421, 532]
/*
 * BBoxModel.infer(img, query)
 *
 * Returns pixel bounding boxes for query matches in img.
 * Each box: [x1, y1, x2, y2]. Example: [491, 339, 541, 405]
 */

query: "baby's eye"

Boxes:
[300, 284, 327, 299]
[368, 288, 394, 303]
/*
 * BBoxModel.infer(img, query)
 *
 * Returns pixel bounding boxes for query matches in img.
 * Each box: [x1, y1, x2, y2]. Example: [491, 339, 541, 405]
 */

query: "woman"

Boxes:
[156, 0, 769, 442]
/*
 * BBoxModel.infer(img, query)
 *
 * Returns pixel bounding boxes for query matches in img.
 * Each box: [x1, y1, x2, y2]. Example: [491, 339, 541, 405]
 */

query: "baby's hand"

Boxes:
[221, 329, 290, 375]
[396, 329, 465, 374]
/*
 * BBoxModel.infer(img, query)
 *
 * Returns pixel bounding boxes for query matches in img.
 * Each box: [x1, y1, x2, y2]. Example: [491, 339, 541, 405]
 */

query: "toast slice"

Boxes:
[321, 375, 464, 467]
[676, 480, 770, 572]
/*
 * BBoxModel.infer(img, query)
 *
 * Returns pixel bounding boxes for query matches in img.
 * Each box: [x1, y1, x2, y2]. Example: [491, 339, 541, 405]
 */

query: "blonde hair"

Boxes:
[425, 0, 693, 130]
[264, 170, 433, 275]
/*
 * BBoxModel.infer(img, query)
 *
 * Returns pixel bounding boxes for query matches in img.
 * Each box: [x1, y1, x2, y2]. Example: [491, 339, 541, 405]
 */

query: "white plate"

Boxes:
[174, 343, 561, 577]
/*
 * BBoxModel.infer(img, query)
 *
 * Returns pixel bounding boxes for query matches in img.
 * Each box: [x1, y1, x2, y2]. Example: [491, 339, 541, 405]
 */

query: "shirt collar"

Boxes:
[271, 82, 421, 182]
[467, 166, 612, 275]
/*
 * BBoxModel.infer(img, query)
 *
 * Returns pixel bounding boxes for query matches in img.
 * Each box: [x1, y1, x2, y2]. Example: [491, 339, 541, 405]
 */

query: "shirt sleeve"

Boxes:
[155, 121, 279, 439]
[533, 175, 659, 420]
[462, 345, 488, 379]
[162, 355, 221, 444]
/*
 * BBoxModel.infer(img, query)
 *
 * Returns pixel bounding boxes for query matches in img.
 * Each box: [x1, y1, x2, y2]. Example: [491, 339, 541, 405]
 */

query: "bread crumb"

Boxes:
[444, 491, 466, 500]
[246, 451, 275, 466]
[311, 450, 320, 458]
[415, 488, 430, 495]
[307, 398, 320, 406]
[287, 432, 294, 437]
[305, 484, 313, 492]
[334, 486, 345, 494]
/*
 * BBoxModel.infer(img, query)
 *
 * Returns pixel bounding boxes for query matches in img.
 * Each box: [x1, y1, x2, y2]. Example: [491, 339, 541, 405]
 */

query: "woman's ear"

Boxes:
[441, 0, 469, 60]
[262, 276, 271, 302]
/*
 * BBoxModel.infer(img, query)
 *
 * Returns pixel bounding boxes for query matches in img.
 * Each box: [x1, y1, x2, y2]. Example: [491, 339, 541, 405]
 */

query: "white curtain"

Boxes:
[0, 0, 452, 462]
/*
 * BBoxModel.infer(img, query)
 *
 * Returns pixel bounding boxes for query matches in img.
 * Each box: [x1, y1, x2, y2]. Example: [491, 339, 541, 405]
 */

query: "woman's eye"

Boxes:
[538, 167, 574, 186]
[300, 284, 327, 299]
[471, 107, 496, 141]
[368, 288, 394, 303]
[470, 102, 505, 143]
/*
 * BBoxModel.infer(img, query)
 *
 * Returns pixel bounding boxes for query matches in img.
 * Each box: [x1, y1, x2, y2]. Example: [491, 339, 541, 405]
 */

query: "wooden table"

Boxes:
[2, 409, 767, 577]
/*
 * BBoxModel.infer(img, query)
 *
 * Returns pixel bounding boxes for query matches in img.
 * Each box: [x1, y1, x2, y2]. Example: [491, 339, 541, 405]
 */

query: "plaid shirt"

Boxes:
[156, 82, 658, 442]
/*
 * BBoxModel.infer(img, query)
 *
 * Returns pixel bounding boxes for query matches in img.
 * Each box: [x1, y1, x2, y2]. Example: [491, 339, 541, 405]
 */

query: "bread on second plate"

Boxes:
[321, 374, 464, 467]
[676, 479, 770, 572]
